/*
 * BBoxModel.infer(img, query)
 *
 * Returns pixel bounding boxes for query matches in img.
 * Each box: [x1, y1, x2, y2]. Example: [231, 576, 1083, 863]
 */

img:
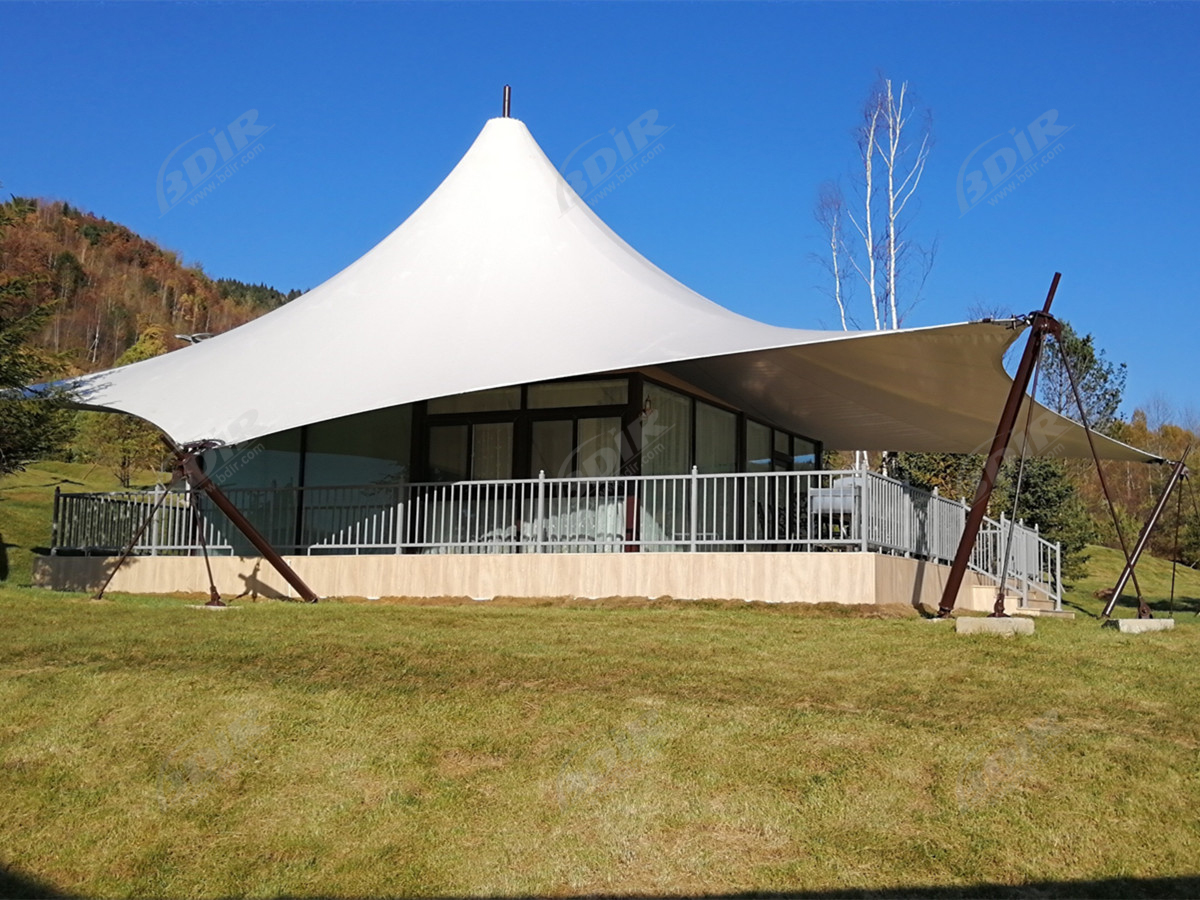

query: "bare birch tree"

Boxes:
[812, 181, 852, 330]
[813, 75, 935, 472]
[817, 75, 934, 333]
[845, 90, 884, 329]
[874, 78, 935, 330]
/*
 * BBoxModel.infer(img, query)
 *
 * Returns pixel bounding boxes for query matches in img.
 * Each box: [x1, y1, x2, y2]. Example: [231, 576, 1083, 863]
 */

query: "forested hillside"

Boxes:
[0, 195, 300, 374]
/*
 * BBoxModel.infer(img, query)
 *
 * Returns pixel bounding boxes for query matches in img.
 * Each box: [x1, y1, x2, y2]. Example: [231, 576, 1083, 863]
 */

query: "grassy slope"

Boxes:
[2, 592, 1200, 897]
[3, 462, 1200, 897]
[1064, 544, 1200, 619]
[0, 461, 163, 587]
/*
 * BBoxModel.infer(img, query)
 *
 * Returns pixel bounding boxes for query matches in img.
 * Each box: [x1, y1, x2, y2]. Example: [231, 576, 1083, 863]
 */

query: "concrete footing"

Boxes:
[955, 616, 1035, 636]
[1104, 618, 1174, 633]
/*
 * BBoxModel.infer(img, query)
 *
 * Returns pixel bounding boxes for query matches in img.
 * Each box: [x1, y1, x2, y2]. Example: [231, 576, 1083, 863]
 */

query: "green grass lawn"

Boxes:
[1064, 544, 1200, 619]
[0, 461, 164, 588]
[3, 463, 1200, 898]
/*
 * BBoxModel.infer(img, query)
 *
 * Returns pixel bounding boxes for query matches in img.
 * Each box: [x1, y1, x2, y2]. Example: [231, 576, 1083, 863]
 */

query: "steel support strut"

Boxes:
[170, 440, 320, 603]
[937, 274, 1062, 617]
[1102, 449, 1191, 619]
[93, 484, 172, 601]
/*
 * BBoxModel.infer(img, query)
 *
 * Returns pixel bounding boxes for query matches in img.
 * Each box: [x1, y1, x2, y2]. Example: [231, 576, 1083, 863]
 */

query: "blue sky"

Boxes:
[1, 1, 1195, 415]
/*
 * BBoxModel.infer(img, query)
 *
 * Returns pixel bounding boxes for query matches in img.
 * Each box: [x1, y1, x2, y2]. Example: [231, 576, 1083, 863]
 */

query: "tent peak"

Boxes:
[56, 109, 1162, 465]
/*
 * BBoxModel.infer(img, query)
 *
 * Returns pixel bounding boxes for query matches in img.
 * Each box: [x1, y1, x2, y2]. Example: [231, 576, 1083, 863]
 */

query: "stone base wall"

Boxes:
[34, 551, 1002, 608]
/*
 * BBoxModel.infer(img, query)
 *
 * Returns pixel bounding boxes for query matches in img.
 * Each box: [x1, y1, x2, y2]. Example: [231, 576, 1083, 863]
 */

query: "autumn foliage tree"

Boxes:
[0, 196, 299, 374]
[75, 326, 170, 486]
[1093, 408, 1199, 566]
[1, 192, 300, 479]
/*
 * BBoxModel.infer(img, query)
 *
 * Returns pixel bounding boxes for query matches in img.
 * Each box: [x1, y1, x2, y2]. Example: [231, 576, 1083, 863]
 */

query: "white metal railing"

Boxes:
[50, 469, 1061, 607]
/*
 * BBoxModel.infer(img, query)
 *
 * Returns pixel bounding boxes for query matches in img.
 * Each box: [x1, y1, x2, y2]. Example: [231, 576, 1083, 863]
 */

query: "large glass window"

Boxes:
[428, 425, 469, 482]
[774, 430, 792, 471]
[746, 420, 772, 473]
[528, 378, 628, 409]
[793, 438, 818, 471]
[531, 420, 574, 478]
[428, 386, 521, 414]
[429, 423, 513, 482]
[202, 428, 302, 490]
[575, 417, 623, 477]
[642, 384, 691, 475]
[305, 406, 412, 487]
[695, 402, 737, 474]
[198, 429, 302, 554]
[472, 422, 513, 480]
[420, 376, 819, 483]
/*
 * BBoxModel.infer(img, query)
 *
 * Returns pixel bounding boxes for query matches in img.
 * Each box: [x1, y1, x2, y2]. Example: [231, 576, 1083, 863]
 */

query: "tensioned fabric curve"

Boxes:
[67, 115, 1157, 463]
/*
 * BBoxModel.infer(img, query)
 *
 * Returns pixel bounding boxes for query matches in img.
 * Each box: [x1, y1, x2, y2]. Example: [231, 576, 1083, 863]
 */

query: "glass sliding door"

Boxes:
[695, 402, 738, 546]
[201, 429, 303, 554]
[640, 384, 691, 549]
[695, 402, 737, 474]
[428, 425, 469, 483]
[774, 430, 793, 471]
[305, 406, 412, 487]
[302, 405, 413, 553]
[471, 423, 513, 480]
[746, 420, 772, 473]
[531, 420, 574, 478]
[642, 383, 691, 476]
[575, 416, 623, 478]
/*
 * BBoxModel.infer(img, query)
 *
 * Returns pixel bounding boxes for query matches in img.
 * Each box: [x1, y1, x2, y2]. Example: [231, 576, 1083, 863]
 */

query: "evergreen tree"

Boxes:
[994, 457, 1095, 581]
[0, 300, 73, 475]
[891, 451, 983, 503]
[1040, 321, 1126, 435]
[0, 188, 73, 475]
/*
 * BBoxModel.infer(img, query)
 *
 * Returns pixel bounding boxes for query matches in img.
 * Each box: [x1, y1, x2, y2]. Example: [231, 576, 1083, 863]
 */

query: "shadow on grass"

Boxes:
[1098, 594, 1200, 618]
[0, 863, 69, 899]
[6, 864, 1200, 900]
[1063, 597, 1099, 619]
[265, 878, 1200, 899]
[1146, 594, 1200, 616]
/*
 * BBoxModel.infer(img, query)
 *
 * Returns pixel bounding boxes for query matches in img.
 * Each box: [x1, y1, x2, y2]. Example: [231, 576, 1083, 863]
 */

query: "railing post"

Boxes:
[395, 484, 406, 554]
[929, 487, 938, 561]
[860, 473, 869, 553]
[150, 483, 163, 556]
[1054, 539, 1062, 611]
[1020, 526, 1029, 607]
[536, 470, 546, 553]
[51, 486, 61, 555]
[689, 465, 698, 552]
[997, 512, 1005, 586]
[1030, 523, 1040, 609]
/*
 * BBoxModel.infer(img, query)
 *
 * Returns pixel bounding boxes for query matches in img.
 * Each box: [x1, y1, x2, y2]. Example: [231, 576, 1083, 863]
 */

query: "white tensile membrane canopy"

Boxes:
[68, 115, 1157, 464]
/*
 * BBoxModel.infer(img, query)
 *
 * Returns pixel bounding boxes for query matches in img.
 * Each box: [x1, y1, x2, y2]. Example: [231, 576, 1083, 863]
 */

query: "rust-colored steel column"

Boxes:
[937, 274, 1062, 617]
[175, 446, 320, 603]
[1102, 450, 1190, 619]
